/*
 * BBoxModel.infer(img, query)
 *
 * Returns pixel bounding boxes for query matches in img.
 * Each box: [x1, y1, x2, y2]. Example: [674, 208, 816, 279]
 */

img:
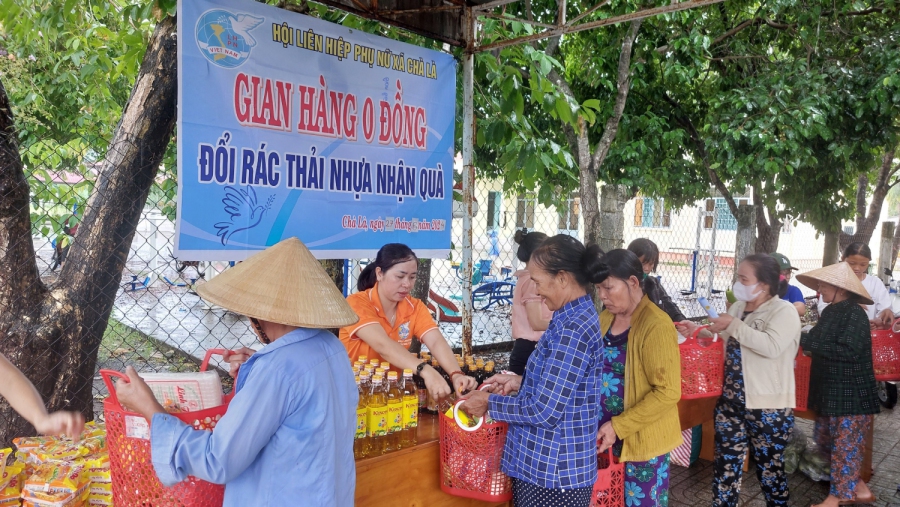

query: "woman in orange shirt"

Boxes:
[340, 244, 478, 400]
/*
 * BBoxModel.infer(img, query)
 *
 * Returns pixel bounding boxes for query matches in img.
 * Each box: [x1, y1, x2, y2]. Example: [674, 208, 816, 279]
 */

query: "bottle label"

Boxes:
[402, 397, 418, 428]
[367, 406, 388, 437]
[387, 401, 403, 433]
[355, 408, 366, 439]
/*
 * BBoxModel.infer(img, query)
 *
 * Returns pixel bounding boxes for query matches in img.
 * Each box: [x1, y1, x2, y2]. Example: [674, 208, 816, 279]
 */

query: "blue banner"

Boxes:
[175, 0, 456, 260]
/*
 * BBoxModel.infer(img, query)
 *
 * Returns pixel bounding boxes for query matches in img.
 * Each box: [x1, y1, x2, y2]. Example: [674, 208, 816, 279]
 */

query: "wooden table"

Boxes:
[355, 414, 510, 507]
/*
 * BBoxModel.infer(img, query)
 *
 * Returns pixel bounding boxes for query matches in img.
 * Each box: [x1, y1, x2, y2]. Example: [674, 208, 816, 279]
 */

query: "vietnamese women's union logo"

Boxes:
[195, 9, 264, 68]
[214, 185, 275, 245]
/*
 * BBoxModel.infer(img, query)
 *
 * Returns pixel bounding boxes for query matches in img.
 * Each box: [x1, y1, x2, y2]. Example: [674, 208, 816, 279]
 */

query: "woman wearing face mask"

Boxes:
[595, 249, 683, 507]
[459, 235, 607, 507]
[339, 244, 478, 401]
[796, 262, 879, 507]
[676, 254, 801, 507]
[817, 242, 894, 330]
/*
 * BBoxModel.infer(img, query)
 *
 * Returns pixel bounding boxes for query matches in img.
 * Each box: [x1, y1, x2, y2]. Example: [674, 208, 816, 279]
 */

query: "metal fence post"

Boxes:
[460, 8, 475, 359]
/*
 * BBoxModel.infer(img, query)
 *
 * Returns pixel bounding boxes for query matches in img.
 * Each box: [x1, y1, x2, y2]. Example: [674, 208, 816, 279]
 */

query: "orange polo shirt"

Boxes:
[339, 283, 439, 363]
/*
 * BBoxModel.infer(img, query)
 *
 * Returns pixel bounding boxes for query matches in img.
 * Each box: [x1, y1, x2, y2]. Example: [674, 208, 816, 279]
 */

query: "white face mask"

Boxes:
[732, 281, 762, 302]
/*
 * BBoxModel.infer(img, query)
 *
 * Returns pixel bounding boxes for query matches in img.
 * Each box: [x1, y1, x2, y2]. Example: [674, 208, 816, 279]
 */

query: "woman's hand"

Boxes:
[422, 367, 452, 401]
[480, 373, 522, 395]
[597, 421, 618, 453]
[459, 390, 491, 418]
[115, 366, 166, 420]
[222, 347, 255, 378]
[708, 314, 734, 334]
[878, 309, 895, 330]
[674, 320, 700, 338]
[33, 411, 85, 437]
[452, 374, 478, 395]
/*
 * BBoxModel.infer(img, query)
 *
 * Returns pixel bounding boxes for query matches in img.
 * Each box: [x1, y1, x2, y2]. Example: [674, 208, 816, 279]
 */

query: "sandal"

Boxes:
[838, 494, 877, 505]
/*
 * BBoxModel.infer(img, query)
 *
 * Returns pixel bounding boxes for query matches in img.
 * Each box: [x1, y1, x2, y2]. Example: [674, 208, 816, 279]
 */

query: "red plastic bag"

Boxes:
[100, 348, 235, 507]
[872, 328, 900, 381]
[590, 449, 624, 507]
[439, 399, 512, 502]
[680, 324, 725, 399]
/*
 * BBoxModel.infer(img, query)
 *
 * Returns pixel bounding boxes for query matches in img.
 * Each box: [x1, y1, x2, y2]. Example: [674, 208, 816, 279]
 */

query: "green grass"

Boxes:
[98, 319, 198, 373]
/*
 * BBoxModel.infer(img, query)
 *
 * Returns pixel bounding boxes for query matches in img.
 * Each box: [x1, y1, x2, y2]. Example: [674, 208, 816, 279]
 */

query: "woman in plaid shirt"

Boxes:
[461, 235, 608, 507]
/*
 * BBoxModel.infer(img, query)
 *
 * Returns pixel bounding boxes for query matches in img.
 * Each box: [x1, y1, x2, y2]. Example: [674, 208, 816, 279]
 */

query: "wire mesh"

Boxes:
[8, 134, 839, 429]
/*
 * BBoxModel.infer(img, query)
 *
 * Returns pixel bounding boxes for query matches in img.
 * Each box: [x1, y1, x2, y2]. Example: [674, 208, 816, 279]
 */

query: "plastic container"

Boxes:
[99, 349, 234, 507]
[794, 347, 812, 411]
[679, 324, 725, 399]
[590, 449, 624, 507]
[439, 399, 512, 502]
[872, 329, 900, 381]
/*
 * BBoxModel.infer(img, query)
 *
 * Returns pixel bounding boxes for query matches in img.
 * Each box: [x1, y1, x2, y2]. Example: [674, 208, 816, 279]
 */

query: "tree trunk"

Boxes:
[753, 185, 781, 254]
[552, 21, 641, 249]
[411, 259, 432, 304]
[320, 259, 345, 293]
[733, 205, 756, 281]
[823, 226, 841, 266]
[598, 183, 630, 252]
[839, 147, 898, 251]
[404, 259, 432, 355]
[892, 219, 900, 272]
[0, 16, 177, 442]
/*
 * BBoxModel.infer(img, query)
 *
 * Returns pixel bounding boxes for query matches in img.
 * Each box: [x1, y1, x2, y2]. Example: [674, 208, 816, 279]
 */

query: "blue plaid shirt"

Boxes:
[489, 294, 603, 489]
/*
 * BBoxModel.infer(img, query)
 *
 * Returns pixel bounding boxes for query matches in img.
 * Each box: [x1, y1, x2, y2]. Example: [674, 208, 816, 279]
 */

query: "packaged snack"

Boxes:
[137, 371, 223, 412]
[23, 464, 85, 496]
[87, 489, 113, 506]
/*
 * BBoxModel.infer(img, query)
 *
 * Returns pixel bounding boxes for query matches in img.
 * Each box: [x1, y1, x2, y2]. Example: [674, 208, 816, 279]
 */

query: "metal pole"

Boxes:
[709, 208, 718, 298]
[460, 7, 475, 358]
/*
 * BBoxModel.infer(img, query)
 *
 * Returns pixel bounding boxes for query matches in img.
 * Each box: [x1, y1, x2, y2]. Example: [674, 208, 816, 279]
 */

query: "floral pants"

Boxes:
[713, 339, 793, 507]
[814, 415, 873, 500]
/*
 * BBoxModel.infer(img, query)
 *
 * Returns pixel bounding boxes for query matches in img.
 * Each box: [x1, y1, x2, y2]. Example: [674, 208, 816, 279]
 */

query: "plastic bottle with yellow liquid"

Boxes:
[353, 376, 368, 459]
[385, 371, 403, 452]
[400, 369, 418, 448]
[359, 371, 373, 457]
[367, 373, 388, 456]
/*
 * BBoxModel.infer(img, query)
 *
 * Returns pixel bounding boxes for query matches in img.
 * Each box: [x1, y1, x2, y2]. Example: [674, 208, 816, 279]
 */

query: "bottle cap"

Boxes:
[403, 368, 413, 375]
[370, 359, 380, 366]
[360, 371, 371, 379]
[382, 362, 391, 370]
[358, 355, 368, 363]
[388, 371, 398, 380]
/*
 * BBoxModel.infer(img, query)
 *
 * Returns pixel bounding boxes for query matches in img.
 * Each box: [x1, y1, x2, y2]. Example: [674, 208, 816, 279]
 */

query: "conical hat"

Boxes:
[196, 237, 359, 328]
[795, 262, 874, 306]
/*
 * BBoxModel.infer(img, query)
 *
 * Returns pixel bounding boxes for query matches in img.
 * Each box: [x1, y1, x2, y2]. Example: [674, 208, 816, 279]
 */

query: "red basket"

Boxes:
[679, 325, 725, 399]
[439, 400, 512, 502]
[99, 348, 235, 507]
[590, 449, 624, 507]
[794, 347, 812, 411]
[873, 329, 900, 381]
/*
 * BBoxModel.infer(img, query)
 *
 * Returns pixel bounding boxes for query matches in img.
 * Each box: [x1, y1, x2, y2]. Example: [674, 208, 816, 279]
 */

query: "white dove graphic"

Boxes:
[228, 14, 264, 47]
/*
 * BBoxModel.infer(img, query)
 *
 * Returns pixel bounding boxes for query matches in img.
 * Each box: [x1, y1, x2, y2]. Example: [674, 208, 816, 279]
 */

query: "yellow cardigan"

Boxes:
[600, 295, 682, 462]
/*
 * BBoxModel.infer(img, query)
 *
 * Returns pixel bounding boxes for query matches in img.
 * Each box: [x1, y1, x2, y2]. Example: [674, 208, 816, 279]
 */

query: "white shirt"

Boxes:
[817, 273, 892, 320]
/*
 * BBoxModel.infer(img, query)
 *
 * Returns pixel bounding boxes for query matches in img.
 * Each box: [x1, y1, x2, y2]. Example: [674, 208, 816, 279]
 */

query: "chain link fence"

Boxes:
[15, 135, 834, 420]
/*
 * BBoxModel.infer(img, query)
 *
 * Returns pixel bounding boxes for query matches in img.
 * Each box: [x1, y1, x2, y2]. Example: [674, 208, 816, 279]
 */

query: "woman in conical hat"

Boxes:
[797, 262, 879, 506]
[115, 238, 360, 506]
[817, 242, 894, 330]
